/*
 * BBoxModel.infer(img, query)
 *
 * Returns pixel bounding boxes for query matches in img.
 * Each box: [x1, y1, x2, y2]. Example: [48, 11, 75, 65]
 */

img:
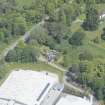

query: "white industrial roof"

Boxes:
[56, 95, 92, 105]
[0, 70, 58, 105]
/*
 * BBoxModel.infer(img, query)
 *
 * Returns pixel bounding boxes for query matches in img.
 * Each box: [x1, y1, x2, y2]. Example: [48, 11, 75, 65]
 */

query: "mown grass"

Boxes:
[0, 62, 64, 85]
[70, 19, 105, 53]
[0, 43, 7, 54]
[96, 4, 105, 13]
[16, 0, 33, 8]
[57, 15, 105, 66]
[0, 37, 20, 55]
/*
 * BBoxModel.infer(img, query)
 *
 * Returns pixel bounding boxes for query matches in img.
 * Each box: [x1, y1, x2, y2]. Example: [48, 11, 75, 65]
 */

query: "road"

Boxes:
[39, 56, 66, 72]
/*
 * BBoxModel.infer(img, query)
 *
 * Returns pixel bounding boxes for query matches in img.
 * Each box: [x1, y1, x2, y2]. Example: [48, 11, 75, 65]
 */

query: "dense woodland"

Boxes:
[0, 0, 105, 104]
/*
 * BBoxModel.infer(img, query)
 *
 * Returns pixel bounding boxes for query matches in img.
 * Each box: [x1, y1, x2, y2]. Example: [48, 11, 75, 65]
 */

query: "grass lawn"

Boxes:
[0, 43, 7, 54]
[56, 15, 105, 67]
[16, 0, 35, 8]
[0, 36, 20, 55]
[96, 4, 105, 13]
[0, 62, 64, 85]
[70, 19, 105, 58]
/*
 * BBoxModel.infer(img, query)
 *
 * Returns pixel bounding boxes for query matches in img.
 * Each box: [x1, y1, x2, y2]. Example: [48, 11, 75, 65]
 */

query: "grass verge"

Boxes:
[0, 62, 64, 85]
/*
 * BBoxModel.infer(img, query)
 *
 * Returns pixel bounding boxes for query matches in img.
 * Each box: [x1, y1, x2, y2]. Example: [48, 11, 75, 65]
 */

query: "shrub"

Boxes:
[69, 30, 85, 46]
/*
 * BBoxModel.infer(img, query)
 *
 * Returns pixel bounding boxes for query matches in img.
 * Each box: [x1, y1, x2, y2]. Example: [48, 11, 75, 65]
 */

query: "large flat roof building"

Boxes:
[56, 94, 92, 105]
[0, 70, 58, 105]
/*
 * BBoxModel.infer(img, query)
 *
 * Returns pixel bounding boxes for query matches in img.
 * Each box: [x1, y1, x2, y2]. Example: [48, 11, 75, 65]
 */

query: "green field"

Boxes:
[0, 0, 105, 103]
[0, 43, 7, 54]
[0, 37, 20, 55]
[96, 4, 105, 12]
[62, 18, 105, 63]
[0, 62, 64, 85]
[53, 13, 105, 68]
[16, 0, 34, 7]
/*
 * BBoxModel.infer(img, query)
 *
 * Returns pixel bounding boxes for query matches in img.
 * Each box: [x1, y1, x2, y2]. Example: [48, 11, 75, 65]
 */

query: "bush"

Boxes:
[69, 30, 85, 46]
[79, 51, 93, 61]
[5, 47, 38, 63]
[93, 37, 100, 43]
[101, 28, 105, 40]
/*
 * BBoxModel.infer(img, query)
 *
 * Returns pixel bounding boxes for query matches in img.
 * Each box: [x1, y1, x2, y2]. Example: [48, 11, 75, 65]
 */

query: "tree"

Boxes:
[10, 14, 27, 35]
[78, 62, 88, 85]
[0, 31, 4, 42]
[79, 62, 88, 73]
[7, 0, 16, 6]
[79, 51, 93, 61]
[45, 36, 56, 49]
[101, 28, 105, 40]
[5, 50, 17, 62]
[5, 46, 38, 63]
[82, 1, 99, 31]
[45, 21, 68, 43]
[69, 30, 85, 46]
[95, 0, 105, 3]
[30, 26, 49, 45]
[58, 8, 67, 25]
[75, 0, 84, 3]
[97, 88, 104, 100]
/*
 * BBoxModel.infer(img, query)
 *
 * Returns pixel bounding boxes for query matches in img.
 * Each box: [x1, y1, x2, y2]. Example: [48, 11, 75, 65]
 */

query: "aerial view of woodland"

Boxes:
[0, 0, 105, 104]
